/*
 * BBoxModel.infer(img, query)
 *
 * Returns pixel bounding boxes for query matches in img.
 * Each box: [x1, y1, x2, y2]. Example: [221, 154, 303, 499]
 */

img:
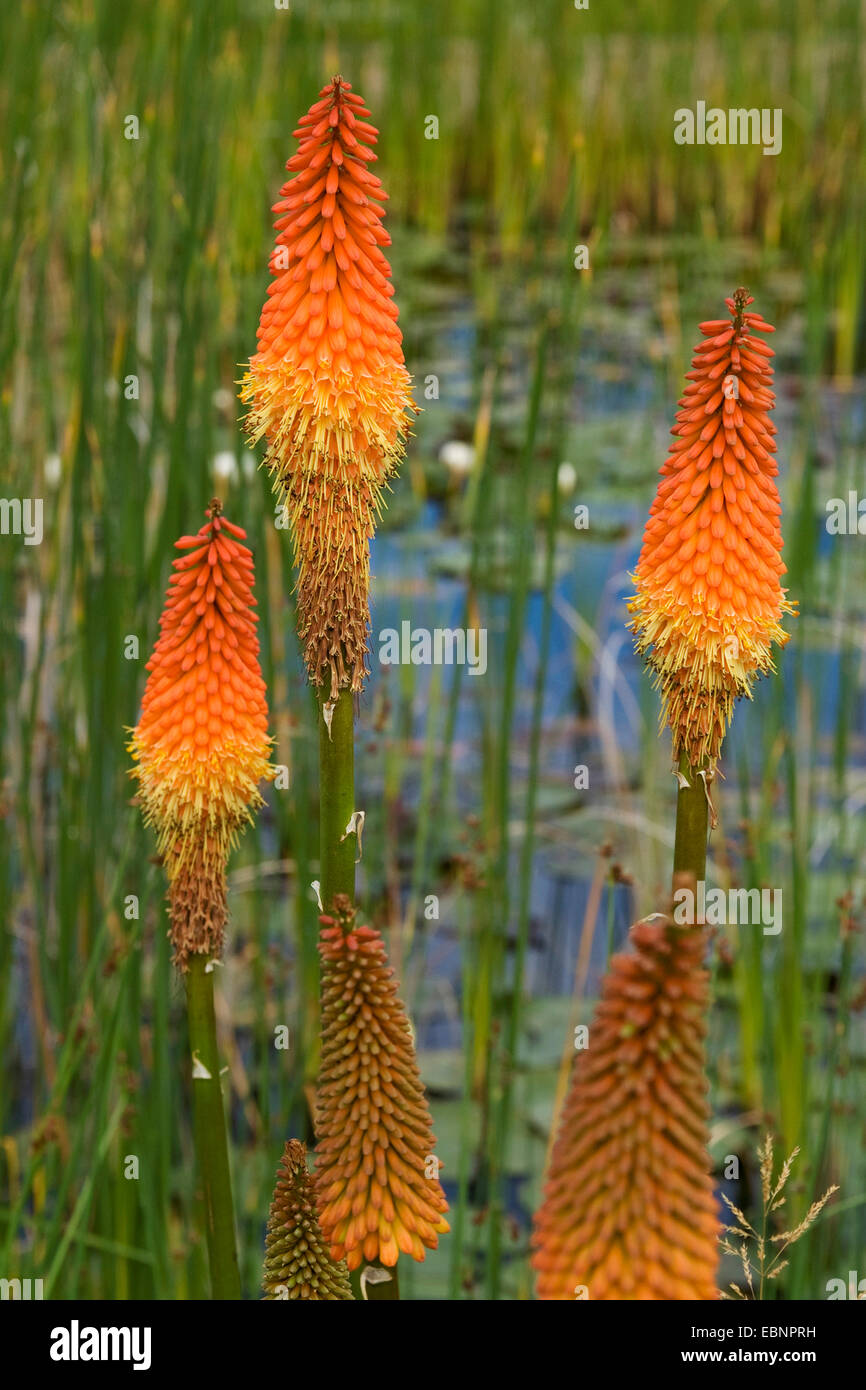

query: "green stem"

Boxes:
[317, 687, 356, 911]
[185, 955, 241, 1299]
[672, 751, 710, 891]
[316, 685, 400, 1299]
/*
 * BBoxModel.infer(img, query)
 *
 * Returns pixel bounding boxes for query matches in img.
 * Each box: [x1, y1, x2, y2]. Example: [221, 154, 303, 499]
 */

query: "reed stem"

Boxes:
[185, 955, 241, 1299]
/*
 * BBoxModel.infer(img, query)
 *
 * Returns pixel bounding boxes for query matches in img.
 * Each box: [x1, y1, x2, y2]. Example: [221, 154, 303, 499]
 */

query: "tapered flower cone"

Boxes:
[630, 290, 795, 769]
[129, 500, 272, 967]
[314, 896, 449, 1271]
[242, 76, 415, 697]
[532, 915, 719, 1300]
[262, 1140, 354, 1300]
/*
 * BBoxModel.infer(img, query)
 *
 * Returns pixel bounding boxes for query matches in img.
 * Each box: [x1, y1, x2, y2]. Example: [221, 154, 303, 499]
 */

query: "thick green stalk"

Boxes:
[317, 687, 356, 910]
[185, 956, 241, 1299]
[672, 752, 710, 890]
[316, 685, 399, 1300]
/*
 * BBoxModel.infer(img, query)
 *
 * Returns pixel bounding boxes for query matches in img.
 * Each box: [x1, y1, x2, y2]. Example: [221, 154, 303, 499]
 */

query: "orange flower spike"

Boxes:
[129, 500, 273, 967]
[242, 76, 416, 698]
[262, 1140, 354, 1301]
[629, 289, 795, 768]
[532, 916, 719, 1300]
[314, 896, 449, 1271]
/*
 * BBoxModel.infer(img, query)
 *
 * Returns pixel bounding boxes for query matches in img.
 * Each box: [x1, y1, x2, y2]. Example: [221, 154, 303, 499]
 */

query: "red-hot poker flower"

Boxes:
[532, 913, 719, 1300]
[262, 1140, 354, 1300]
[314, 896, 449, 1271]
[241, 76, 415, 698]
[129, 500, 272, 967]
[630, 290, 795, 769]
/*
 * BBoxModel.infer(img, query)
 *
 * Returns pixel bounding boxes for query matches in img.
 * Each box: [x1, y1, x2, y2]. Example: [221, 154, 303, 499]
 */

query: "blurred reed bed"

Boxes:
[1, 0, 865, 1299]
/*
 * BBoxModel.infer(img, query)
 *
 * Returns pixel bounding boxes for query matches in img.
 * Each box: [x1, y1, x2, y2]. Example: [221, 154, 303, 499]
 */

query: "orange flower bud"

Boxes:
[262, 1140, 354, 1300]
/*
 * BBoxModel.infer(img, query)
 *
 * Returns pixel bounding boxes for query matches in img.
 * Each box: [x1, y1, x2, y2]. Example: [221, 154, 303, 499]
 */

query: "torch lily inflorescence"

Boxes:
[243, 80, 436, 1299]
[630, 290, 794, 771]
[532, 912, 719, 1300]
[242, 76, 415, 698]
[129, 500, 272, 967]
[314, 896, 449, 1271]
